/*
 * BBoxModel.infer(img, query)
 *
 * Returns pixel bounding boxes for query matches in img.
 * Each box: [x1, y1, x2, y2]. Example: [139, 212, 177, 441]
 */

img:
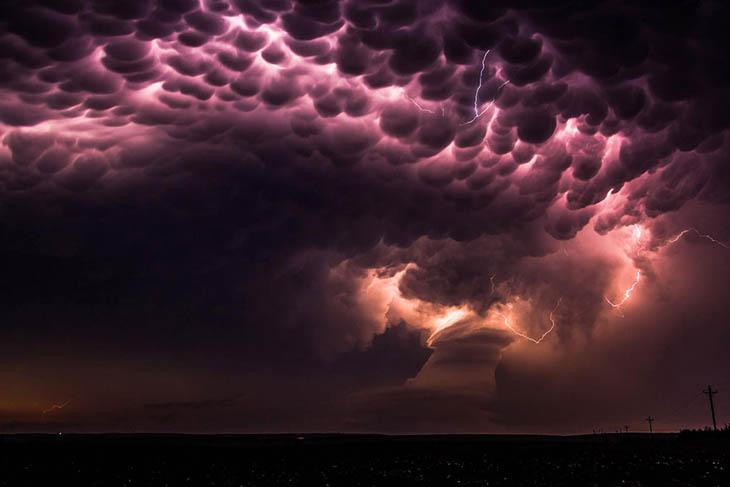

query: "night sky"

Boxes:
[1, 0, 730, 434]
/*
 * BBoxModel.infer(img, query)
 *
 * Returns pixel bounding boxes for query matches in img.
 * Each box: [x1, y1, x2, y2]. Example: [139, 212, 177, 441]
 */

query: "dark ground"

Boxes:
[1, 433, 727, 486]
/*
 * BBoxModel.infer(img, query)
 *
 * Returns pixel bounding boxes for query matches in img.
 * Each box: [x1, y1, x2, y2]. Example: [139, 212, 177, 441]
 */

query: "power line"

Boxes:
[703, 385, 719, 431]
[645, 416, 654, 434]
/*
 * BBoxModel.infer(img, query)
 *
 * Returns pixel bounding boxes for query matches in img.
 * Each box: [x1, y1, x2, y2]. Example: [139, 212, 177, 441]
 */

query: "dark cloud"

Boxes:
[0, 0, 729, 433]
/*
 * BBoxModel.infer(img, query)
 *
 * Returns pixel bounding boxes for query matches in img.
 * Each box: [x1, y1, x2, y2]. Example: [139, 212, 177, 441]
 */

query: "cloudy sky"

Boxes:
[1, 0, 729, 434]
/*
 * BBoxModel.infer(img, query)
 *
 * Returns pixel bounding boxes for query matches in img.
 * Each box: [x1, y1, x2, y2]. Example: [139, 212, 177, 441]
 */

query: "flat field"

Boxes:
[1, 434, 727, 486]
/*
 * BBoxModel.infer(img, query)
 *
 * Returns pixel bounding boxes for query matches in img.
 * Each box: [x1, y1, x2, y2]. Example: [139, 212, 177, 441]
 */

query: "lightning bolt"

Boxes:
[498, 298, 561, 344]
[490, 274, 497, 294]
[472, 50, 489, 119]
[632, 224, 642, 242]
[405, 95, 446, 117]
[605, 270, 641, 309]
[42, 400, 70, 415]
[602, 224, 725, 313]
[667, 228, 729, 249]
[405, 95, 437, 114]
[461, 50, 510, 125]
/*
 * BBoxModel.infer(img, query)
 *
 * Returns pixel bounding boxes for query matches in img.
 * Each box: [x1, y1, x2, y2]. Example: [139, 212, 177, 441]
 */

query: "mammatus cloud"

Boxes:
[1, 0, 730, 433]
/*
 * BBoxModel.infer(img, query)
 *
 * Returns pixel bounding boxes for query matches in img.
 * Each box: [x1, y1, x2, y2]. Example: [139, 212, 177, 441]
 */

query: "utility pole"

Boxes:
[624, 425, 629, 434]
[703, 385, 719, 431]
[645, 416, 654, 434]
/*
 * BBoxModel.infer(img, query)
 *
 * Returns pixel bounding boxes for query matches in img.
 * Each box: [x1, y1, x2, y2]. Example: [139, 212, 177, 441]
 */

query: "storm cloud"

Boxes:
[1, 0, 729, 433]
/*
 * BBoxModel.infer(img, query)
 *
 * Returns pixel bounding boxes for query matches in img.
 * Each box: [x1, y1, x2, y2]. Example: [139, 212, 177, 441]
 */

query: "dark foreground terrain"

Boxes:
[1, 433, 727, 486]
